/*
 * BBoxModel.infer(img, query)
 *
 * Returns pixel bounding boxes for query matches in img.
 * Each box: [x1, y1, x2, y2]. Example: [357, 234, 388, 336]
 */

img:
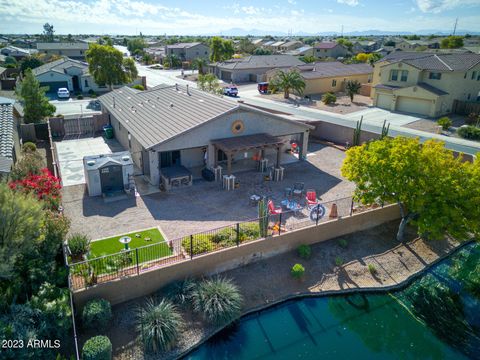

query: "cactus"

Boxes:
[353, 116, 363, 146]
[380, 119, 390, 139]
[258, 197, 268, 237]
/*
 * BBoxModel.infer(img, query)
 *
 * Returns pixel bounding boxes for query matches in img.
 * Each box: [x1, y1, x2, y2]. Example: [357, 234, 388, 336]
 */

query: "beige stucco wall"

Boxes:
[303, 73, 371, 95]
[72, 204, 401, 308]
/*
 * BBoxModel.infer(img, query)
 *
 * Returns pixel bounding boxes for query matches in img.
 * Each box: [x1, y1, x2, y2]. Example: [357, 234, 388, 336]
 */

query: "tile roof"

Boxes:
[380, 52, 480, 71]
[166, 42, 203, 49]
[214, 55, 304, 70]
[32, 57, 88, 76]
[0, 99, 14, 173]
[298, 61, 373, 79]
[98, 85, 238, 149]
[314, 42, 341, 50]
[37, 42, 89, 50]
[417, 82, 449, 96]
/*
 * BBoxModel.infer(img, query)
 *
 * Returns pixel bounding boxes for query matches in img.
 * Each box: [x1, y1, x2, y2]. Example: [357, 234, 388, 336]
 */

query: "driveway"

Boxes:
[343, 108, 424, 126]
[51, 98, 101, 119]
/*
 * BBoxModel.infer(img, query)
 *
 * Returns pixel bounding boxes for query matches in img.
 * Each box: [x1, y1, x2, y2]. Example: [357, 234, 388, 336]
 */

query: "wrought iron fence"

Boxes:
[68, 196, 385, 291]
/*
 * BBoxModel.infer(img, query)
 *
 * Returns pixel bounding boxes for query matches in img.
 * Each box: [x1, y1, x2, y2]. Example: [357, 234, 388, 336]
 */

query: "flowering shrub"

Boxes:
[9, 168, 62, 210]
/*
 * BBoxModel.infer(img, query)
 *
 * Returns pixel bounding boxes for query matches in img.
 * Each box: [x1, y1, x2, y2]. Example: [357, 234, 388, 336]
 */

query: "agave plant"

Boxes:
[136, 297, 184, 353]
[191, 277, 243, 325]
[164, 278, 197, 307]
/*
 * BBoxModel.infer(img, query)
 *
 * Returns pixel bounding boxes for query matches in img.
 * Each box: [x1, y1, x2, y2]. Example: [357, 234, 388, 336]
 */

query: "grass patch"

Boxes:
[89, 228, 172, 264]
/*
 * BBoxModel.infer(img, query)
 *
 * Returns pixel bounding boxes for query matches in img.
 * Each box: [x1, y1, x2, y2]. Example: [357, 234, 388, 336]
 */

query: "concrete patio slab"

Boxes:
[55, 136, 125, 187]
[343, 108, 423, 126]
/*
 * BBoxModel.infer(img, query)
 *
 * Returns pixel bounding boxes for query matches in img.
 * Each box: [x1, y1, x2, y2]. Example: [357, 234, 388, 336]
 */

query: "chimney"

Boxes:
[175, 83, 178, 91]
[186, 84, 190, 95]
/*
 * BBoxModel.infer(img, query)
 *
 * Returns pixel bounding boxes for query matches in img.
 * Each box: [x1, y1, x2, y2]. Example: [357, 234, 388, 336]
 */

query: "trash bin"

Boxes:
[103, 125, 113, 139]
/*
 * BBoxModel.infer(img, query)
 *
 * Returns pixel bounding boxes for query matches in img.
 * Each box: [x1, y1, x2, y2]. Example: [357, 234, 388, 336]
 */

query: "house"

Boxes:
[0, 97, 16, 177]
[0, 46, 35, 60]
[269, 41, 286, 52]
[266, 61, 373, 96]
[251, 39, 265, 47]
[164, 42, 210, 62]
[395, 40, 439, 51]
[210, 55, 304, 83]
[279, 41, 304, 53]
[145, 47, 165, 62]
[352, 41, 379, 54]
[36, 42, 90, 60]
[32, 57, 106, 94]
[313, 42, 349, 59]
[98, 84, 312, 188]
[371, 52, 480, 117]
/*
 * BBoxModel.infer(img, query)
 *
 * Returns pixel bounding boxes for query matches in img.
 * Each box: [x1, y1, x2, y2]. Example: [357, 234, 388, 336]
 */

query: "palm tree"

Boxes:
[346, 80, 362, 102]
[193, 58, 207, 75]
[271, 69, 306, 99]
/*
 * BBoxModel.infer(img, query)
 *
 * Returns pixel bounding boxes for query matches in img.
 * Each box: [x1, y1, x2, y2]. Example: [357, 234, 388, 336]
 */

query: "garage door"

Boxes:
[396, 96, 432, 116]
[40, 81, 68, 93]
[376, 93, 393, 110]
[220, 71, 232, 81]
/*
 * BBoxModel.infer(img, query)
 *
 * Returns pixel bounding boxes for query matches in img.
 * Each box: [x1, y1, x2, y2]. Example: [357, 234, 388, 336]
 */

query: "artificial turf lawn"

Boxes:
[89, 228, 172, 263]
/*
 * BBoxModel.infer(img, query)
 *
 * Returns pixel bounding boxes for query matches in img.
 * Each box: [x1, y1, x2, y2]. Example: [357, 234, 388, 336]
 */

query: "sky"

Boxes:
[0, 0, 480, 35]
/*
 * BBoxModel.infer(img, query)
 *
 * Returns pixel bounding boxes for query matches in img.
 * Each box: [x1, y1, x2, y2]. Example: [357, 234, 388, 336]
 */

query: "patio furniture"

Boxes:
[281, 199, 304, 215]
[273, 167, 284, 181]
[161, 166, 193, 191]
[305, 189, 319, 209]
[223, 174, 235, 190]
[258, 158, 269, 172]
[293, 182, 305, 197]
[268, 200, 282, 215]
[284, 187, 292, 198]
[250, 194, 261, 206]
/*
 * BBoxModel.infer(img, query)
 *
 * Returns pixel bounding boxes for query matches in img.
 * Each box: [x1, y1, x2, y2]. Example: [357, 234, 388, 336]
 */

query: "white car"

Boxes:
[223, 85, 238, 97]
[57, 88, 70, 99]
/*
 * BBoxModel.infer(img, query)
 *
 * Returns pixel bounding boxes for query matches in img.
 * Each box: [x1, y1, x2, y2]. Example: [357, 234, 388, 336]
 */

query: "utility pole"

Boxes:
[452, 17, 458, 35]
[341, 25, 344, 38]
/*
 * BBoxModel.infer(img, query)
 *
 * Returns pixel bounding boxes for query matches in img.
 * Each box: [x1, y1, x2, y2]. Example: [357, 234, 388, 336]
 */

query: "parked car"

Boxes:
[57, 88, 70, 99]
[223, 85, 238, 97]
[258, 82, 268, 94]
[149, 64, 164, 70]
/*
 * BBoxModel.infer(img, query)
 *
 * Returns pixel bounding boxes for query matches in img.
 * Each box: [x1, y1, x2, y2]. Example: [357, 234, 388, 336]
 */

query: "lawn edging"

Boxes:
[175, 238, 476, 359]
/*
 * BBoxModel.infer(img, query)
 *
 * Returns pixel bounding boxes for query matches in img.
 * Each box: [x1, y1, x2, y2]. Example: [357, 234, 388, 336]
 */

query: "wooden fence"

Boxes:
[452, 100, 480, 115]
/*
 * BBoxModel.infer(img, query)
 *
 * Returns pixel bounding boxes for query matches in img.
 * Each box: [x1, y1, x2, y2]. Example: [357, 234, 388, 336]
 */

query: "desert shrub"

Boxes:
[291, 263, 305, 279]
[335, 257, 344, 266]
[297, 244, 312, 259]
[132, 84, 145, 91]
[238, 222, 260, 242]
[210, 229, 232, 244]
[338, 238, 348, 249]
[22, 141, 37, 152]
[77, 94, 84, 100]
[182, 236, 214, 256]
[68, 233, 90, 257]
[88, 89, 95, 95]
[466, 113, 479, 126]
[368, 264, 378, 275]
[322, 92, 336, 105]
[437, 117, 452, 131]
[136, 298, 184, 353]
[457, 126, 480, 140]
[164, 278, 196, 306]
[82, 335, 112, 360]
[82, 299, 112, 331]
[9, 150, 45, 180]
[191, 277, 243, 325]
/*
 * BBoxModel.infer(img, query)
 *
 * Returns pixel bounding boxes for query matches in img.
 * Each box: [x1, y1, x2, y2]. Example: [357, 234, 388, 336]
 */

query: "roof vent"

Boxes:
[175, 83, 178, 91]
[170, 102, 174, 107]
[186, 84, 191, 95]
[87, 160, 96, 166]
[122, 156, 130, 161]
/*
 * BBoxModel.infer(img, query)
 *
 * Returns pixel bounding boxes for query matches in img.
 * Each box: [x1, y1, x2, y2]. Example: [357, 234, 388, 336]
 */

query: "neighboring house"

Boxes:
[0, 97, 16, 177]
[209, 55, 304, 83]
[36, 42, 89, 60]
[269, 41, 286, 52]
[352, 41, 380, 54]
[313, 42, 349, 59]
[164, 42, 210, 62]
[98, 84, 312, 188]
[463, 46, 480, 54]
[285, 45, 314, 57]
[394, 40, 439, 51]
[251, 39, 265, 47]
[372, 52, 480, 117]
[0, 46, 35, 60]
[279, 41, 304, 53]
[266, 61, 373, 96]
[145, 47, 165, 62]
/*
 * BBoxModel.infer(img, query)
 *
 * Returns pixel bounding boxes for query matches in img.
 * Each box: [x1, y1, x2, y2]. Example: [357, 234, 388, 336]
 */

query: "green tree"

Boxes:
[210, 37, 234, 62]
[198, 73, 221, 94]
[4, 56, 17, 66]
[127, 38, 146, 54]
[86, 44, 138, 90]
[336, 38, 353, 51]
[42, 23, 54, 42]
[341, 137, 479, 241]
[346, 80, 362, 102]
[253, 48, 272, 55]
[10, 149, 45, 180]
[238, 38, 255, 54]
[20, 56, 44, 74]
[270, 69, 306, 99]
[441, 36, 464, 49]
[192, 57, 208, 75]
[16, 69, 55, 124]
[299, 55, 316, 63]
[163, 54, 181, 69]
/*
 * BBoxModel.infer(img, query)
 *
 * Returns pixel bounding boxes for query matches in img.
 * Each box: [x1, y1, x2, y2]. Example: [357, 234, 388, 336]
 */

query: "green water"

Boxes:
[184, 243, 480, 360]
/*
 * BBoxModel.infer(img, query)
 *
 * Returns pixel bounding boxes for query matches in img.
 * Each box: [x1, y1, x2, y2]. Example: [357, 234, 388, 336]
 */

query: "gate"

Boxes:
[64, 117, 95, 137]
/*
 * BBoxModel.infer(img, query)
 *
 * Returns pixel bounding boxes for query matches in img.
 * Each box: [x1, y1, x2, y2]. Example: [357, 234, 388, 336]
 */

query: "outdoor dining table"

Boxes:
[281, 199, 304, 215]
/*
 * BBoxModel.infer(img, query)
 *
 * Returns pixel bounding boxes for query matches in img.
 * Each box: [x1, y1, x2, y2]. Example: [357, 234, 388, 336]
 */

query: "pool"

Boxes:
[184, 242, 480, 359]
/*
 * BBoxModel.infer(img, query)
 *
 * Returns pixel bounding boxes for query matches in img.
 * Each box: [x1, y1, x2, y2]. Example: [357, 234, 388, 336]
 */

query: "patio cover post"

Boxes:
[227, 151, 232, 175]
[276, 146, 281, 168]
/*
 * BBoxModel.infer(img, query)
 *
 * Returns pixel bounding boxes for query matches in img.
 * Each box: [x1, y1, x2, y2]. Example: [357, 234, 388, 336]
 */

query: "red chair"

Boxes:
[305, 190, 319, 209]
[268, 200, 282, 214]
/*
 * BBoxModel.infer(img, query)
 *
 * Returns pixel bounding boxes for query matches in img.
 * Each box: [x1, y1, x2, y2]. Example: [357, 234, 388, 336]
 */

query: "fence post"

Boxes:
[135, 248, 140, 275]
[350, 198, 354, 216]
[278, 213, 282, 235]
[190, 235, 193, 260]
[236, 223, 240, 246]
[316, 205, 320, 226]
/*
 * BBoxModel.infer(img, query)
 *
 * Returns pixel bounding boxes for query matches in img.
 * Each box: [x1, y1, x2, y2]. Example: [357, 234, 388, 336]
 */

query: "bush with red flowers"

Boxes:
[9, 168, 62, 210]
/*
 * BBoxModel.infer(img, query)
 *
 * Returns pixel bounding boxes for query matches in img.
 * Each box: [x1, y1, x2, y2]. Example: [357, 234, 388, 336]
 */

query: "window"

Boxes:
[160, 151, 181, 168]
[332, 79, 337, 87]
[429, 72, 442, 80]
[464, 73, 467, 79]
[467, 93, 471, 100]
[472, 71, 477, 80]
[390, 69, 398, 81]
[400, 70, 408, 82]
[84, 79, 89, 87]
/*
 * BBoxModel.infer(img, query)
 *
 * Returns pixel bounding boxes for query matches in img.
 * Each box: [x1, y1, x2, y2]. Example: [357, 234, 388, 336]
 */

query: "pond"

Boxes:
[184, 242, 480, 360]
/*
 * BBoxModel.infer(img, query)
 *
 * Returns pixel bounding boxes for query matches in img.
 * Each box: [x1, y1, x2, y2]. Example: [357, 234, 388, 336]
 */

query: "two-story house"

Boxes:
[164, 42, 210, 62]
[36, 42, 90, 60]
[313, 42, 349, 59]
[371, 52, 480, 117]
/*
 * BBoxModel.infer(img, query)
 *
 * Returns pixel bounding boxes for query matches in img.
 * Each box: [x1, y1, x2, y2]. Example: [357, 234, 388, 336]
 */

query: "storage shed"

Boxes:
[83, 151, 134, 197]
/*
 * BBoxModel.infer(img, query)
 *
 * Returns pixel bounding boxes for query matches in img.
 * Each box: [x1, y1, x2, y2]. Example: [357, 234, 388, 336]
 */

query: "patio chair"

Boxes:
[292, 182, 305, 197]
[305, 189, 319, 209]
[268, 200, 282, 215]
